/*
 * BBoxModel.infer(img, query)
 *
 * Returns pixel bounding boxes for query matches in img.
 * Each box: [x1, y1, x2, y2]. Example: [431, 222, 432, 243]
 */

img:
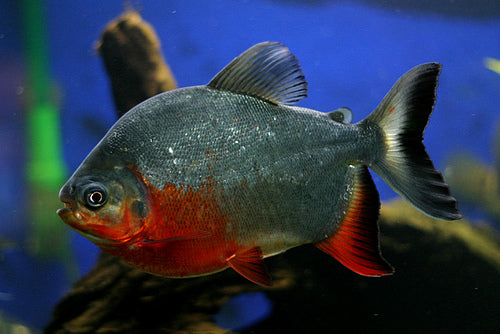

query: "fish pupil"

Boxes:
[83, 184, 107, 209]
[89, 191, 103, 204]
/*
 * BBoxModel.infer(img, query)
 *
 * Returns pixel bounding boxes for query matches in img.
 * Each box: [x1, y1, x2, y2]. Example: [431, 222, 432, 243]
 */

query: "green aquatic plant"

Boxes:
[20, 0, 76, 279]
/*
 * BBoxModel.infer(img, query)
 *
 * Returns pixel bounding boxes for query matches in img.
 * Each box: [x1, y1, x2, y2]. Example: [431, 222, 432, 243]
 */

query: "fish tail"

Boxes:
[364, 63, 461, 220]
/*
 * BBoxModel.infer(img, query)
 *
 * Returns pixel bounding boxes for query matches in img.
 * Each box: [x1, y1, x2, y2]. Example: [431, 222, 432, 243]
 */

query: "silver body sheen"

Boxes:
[80, 86, 383, 256]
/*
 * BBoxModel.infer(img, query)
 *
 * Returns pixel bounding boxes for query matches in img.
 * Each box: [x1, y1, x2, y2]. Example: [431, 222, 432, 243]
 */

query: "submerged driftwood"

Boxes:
[45, 11, 500, 334]
[95, 10, 177, 117]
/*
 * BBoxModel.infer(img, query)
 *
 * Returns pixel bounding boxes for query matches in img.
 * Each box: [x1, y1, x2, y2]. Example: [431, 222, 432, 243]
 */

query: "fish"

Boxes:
[57, 42, 461, 286]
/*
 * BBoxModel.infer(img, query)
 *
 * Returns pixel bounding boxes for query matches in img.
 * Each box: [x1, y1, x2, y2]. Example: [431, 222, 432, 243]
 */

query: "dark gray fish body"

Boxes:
[87, 86, 380, 250]
[58, 42, 461, 286]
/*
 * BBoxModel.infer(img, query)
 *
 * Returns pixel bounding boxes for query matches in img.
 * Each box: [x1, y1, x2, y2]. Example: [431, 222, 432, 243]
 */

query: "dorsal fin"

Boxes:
[207, 42, 308, 105]
[314, 165, 394, 277]
[327, 107, 353, 124]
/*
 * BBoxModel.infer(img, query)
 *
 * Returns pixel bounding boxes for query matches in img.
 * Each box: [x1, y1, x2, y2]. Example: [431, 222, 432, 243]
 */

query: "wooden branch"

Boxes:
[96, 11, 177, 117]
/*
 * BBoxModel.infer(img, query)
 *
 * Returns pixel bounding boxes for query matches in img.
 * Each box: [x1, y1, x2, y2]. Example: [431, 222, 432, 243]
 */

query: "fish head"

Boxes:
[57, 152, 148, 247]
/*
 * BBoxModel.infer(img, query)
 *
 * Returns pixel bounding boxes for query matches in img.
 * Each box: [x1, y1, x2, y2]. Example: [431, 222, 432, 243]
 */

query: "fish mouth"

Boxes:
[57, 183, 84, 223]
[57, 204, 82, 227]
[57, 206, 111, 245]
[57, 199, 89, 236]
[57, 200, 82, 220]
[56, 202, 72, 216]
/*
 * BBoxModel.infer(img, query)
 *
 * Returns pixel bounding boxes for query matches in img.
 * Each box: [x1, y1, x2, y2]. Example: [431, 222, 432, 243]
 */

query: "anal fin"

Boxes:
[226, 247, 272, 287]
[315, 165, 394, 277]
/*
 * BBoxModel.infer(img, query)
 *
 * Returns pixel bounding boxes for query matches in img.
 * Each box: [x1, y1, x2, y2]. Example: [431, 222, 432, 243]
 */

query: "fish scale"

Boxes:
[104, 87, 369, 185]
[58, 42, 461, 286]
[98, 86, 364, 249]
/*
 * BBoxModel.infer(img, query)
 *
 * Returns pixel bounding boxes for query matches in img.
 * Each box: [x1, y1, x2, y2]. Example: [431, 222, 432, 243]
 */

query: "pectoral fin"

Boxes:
[137, 231, 210, 249]
[226, 247, 272, 287]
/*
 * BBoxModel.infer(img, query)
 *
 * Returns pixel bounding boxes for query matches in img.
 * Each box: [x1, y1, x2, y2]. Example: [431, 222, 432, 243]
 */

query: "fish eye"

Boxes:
[83, 183, 108, 209]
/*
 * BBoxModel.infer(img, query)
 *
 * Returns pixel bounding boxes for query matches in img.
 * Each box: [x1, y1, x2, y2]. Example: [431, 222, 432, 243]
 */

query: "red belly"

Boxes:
[102, 234, 240, 277]
[107, 173, 240, 278]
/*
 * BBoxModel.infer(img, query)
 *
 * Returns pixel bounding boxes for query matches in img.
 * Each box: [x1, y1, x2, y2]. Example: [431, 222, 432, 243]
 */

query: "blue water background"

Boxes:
[0, 0, 499, 329]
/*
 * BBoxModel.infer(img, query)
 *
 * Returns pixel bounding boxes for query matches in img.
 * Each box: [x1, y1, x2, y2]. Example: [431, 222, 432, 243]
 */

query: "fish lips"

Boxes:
[57, 184, 84, 226]
[57, 185, 97, 241]
[57, 184, 81, 225]
[57, 204, 85, 230]
[57, 206, 112, 245]
[57, 205, 77, 223]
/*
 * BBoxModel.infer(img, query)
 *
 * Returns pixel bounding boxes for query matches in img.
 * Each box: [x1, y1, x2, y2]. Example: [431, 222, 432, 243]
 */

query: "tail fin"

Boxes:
[365, 63, 462, 220]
